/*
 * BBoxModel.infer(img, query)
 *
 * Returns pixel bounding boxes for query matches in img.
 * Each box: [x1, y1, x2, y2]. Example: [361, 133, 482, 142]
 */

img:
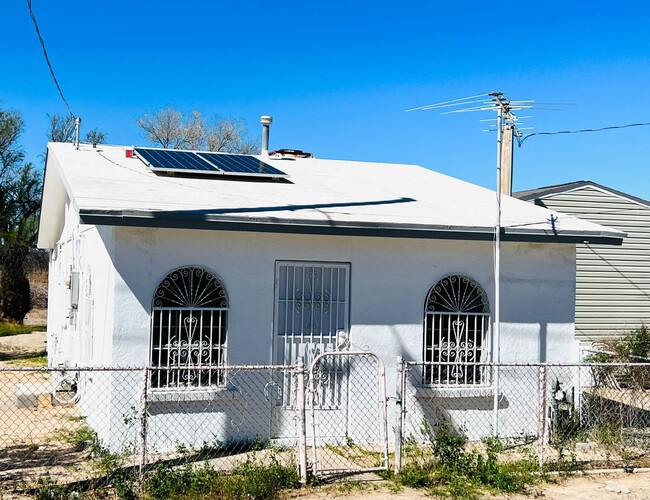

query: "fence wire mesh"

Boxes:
[308, 352, 389, 476]
[5, 358, 650, 495]
[398, 361, 650, 472]
[0, 365, 301, 495]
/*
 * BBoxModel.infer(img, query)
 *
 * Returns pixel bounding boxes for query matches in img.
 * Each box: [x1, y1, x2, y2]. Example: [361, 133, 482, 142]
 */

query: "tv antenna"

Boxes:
[407, 91, 545, 437]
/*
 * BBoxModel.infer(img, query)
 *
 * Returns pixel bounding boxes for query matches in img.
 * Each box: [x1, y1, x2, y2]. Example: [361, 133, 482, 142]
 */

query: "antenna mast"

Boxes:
[489, 91, 513, 437]
[407, 90, 527, 438]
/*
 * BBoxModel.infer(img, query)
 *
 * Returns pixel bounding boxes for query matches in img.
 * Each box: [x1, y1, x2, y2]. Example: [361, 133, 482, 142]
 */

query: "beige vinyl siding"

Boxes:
[539, 186, 650, 342]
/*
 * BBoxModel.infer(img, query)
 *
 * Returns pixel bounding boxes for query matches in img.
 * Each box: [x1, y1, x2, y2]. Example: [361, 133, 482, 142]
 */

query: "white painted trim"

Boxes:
[148, 388, 239, 402]
[415, 386, 498, 398]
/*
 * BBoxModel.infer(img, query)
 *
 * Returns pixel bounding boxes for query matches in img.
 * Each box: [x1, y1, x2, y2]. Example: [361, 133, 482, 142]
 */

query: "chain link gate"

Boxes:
[308, 351, 389, 477]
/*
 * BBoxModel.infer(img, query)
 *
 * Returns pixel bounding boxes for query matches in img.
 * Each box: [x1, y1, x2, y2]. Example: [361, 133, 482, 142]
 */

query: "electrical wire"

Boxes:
[27, 0, 74, 117]
[517, 122, 650, 147]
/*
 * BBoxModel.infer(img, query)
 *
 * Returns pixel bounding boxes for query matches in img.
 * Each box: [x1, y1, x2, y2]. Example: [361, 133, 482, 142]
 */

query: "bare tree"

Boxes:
[137, 107, 205, 150]
[137, 107, 260, 154]
[206, 118, 260, 154]
[47, 113, 75, 142]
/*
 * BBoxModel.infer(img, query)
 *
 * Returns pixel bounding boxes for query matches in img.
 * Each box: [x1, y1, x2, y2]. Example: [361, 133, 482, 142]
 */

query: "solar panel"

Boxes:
[135, 148, 220, 174]
[134, 147, 289, 179]
[197, 152, 288, 178]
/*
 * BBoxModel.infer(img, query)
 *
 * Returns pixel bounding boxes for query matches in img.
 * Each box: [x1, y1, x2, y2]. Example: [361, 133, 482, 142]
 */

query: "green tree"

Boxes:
[85, 128, 106, 147]
[0, 107, 42, 321]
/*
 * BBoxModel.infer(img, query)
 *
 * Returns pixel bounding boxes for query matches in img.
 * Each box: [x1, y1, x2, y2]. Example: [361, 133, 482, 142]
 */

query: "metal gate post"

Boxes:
[537, 364, 547, 468]
[139, 367, 149, 479]
[295, 357, 308, 484]
[394, 356, 404, 474]
[309, 357, 319, 476]
[378, 354, 390, 472]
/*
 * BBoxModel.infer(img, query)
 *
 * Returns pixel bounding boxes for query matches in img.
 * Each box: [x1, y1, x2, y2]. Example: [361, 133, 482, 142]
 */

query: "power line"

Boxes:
[517, 122, 650, 147]
[27, 0, 74, 117]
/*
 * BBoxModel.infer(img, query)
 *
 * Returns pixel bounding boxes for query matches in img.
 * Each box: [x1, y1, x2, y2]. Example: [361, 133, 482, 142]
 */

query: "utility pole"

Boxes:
[406, 91, 529, 436]
[488, 91, 515, 437]
[500, 125, 515, 196]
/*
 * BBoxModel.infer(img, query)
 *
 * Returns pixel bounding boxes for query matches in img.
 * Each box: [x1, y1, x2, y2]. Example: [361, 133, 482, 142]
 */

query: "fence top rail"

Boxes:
[404, 361, 650, 368]
[0, 364, 298, 373]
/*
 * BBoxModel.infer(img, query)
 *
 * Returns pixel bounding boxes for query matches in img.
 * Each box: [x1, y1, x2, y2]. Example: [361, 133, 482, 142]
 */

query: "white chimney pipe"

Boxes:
[261, 115, 272, 155]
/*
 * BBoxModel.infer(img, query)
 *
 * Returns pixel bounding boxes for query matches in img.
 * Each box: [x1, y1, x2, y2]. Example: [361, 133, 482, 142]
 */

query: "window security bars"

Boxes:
[151, 267, 228, 389]
[424, 275, 490, 385]
[274, 262, 350, 406]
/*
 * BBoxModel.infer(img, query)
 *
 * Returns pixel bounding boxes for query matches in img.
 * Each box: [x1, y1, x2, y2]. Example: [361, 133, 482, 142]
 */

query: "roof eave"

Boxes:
[78, 209, 624, 245]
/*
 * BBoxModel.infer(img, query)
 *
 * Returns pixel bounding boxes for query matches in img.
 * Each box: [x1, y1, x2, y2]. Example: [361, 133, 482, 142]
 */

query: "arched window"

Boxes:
[151, 266, 228, 389]
[424, 274, 490, 385]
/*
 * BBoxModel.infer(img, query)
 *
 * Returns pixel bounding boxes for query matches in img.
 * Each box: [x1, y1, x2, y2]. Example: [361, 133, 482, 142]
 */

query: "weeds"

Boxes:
[33, 448, 299, 500]
[32, 476, 70, 500]
[395, 422, 542, 499]
[5, 351, 47, 366]
[143, 455, 299, 500]
[58, 425, 103, 454]
[0, 321, 46, 337]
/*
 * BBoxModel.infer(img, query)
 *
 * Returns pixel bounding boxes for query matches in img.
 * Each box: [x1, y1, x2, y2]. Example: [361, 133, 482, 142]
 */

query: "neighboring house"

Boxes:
[37, 143, 622, 449]
[515, 181, 650, 343]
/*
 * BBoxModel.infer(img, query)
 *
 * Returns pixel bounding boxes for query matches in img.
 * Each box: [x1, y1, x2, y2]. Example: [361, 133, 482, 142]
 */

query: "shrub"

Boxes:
[395, 423, 540, 498]
[143, 456, 299, 500]
[588, 325, 650, 389]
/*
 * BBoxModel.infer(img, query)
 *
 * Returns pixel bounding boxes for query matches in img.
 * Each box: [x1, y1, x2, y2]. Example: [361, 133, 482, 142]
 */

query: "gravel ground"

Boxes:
[291, 471, 650, 499]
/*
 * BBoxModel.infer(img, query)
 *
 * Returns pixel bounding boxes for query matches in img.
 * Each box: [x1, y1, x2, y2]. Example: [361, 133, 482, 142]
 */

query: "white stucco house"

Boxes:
[37, 141, 623, 451]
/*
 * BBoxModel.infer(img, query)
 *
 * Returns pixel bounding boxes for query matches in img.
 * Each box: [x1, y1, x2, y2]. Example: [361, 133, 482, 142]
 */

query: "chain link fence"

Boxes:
[308, 352, 389, 477]
[4, 357, 650, 495]
[0, 364, 304, 495]
[396, 360, 650, 473]
[0, 354, 388, 495]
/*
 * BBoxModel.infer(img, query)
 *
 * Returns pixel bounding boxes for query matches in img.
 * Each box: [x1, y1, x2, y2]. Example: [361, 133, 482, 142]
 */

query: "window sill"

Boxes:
[148, 387, 238, 403]
[415, 386, 497, 399]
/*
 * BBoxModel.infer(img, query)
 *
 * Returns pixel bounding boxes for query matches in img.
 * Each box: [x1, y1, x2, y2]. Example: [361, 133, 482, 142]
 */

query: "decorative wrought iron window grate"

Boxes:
[151, 267, 228, 390]
[423, 274, 490, 386]
[273, 262, 350, 407]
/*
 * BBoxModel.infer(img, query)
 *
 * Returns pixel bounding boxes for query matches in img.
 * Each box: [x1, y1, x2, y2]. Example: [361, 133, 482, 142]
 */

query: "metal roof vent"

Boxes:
[260, 115, 272, 155]
[269, 149, 314, 159]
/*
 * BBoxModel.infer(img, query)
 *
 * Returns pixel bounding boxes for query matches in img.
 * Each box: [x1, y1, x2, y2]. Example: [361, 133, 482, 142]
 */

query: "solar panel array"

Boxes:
[134, 147, 288, 178]
[136, 148, 218, 172]
[197, 152, 287, 176]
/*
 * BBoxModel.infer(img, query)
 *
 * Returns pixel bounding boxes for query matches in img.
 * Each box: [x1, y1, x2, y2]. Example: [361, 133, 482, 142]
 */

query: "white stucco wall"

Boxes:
[47, 199, 116, 369]
[46, 203, 118, 445]
[110, 227, 576, 368]
[46, 223, 577, 450]
[93, 227, 575, 450]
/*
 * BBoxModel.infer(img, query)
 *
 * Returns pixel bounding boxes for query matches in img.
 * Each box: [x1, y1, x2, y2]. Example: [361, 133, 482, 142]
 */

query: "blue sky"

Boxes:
[3, 1, 649, 198]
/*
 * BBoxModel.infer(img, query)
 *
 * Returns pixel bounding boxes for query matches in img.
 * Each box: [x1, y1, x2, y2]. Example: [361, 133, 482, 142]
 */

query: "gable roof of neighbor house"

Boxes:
[37, 143, 625, 249]
[515, 181, 650, 208]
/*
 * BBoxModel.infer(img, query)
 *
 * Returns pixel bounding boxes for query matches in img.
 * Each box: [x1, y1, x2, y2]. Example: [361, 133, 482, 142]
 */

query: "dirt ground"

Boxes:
[22, 308, 47, 327]
[0, 329, 89, 491]
[291, 471, 650, 499]
[0, 331, 46, 359]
